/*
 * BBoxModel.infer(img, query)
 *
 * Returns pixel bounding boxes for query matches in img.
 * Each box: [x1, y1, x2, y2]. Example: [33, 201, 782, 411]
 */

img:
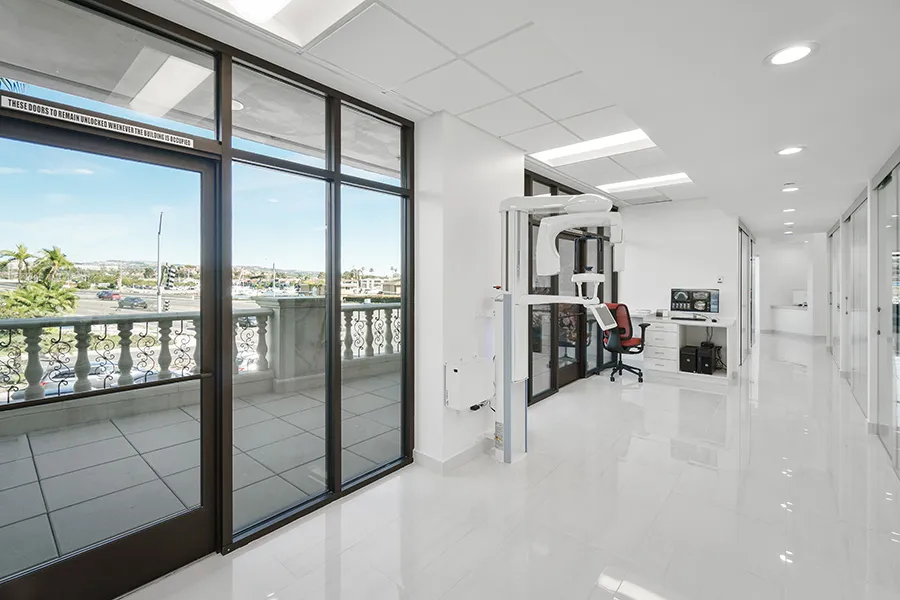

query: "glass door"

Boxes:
[830, 230, 841, 364]
[0, 124, 217, 597]
[877, 170, 899, 468]
[557, 235, 583, 387]
[850, 201, 869, 415]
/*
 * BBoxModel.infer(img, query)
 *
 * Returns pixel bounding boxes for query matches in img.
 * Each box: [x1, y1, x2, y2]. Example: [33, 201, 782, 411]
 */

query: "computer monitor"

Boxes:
[670, 289, 720, 313]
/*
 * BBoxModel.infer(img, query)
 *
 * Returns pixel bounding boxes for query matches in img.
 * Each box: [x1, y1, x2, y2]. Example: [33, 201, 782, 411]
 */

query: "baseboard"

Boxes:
[413, 437, 491, 475]
[762, 330, 825, 339]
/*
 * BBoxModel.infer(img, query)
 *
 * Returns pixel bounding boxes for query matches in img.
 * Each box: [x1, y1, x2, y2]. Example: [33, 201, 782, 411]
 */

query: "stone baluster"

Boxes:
[343, 310, 354, 360]
[117, 322, 134, 386]
[73, 323, 92, 392]
[384, 308, 394, 355]
[232, 317, 239, 375]
[192, 319, 202, 374]
[158, 320, 172, 380]
[364, 309, 375, 358]
[256, 314, 269, 371]
[23, 325, 45, 401]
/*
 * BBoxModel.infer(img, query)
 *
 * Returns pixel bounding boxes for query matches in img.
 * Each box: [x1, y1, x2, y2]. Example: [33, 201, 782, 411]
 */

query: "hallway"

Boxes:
[127, 334, 900, 600]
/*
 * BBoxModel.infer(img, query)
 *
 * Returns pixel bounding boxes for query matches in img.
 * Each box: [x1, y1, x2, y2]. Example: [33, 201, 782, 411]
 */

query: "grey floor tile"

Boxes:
[233, 453, 275, 491]
[0, 435, 31, 465]
[232, 406, 275, 429]
[342, 393, 396, 415]
[346, 430, 401, 466]
[232, 398, 250, 410]
[311, 416, 392, 446]
[280, 458, 328, 496]
[371, 385, 401, 402]
[232, 476, 308, 532]
[163, 467, 199, 508]
[255, 395, 321, 418]
[0, 458, 37, 492]
[50, 480, 184, 554]
[241, 391, 295, 405]
[113, 409, 193, 435]
[342, 450, 379, 482]
[233, 419, 303, 453]
[181, 404, 201, 420]
[34, 436, 136, 479]
[0, 482, 46, 528]
[360, 403, 401, 428]
[142, 440, 200, 477]
[0, 515, 58, 579]
[281, 405, 352, 432]
[298, 385, 363, 403]
[247, 434, 325, 474]
[125, 420, 200, 454]
[41, 456, 157, 512]
[343, 374, 400, 393]
[30, 421, 120, 455]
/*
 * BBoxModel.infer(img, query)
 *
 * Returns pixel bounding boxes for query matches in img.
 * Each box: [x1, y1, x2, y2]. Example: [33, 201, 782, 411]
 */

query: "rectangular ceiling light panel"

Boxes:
[130, 55, 213, 117]
[530, 129, 656, 167]
[599, 172, 692, 193]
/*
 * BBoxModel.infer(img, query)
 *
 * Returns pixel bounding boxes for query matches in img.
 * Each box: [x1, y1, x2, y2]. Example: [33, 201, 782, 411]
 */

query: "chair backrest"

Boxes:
[605, 303, 633, 340]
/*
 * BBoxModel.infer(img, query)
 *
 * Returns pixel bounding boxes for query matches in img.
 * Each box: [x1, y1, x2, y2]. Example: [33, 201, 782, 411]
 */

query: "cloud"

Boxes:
[37, 168, 95, 175]
[267, 198, 280, 203]
[0, 167, 25, 174]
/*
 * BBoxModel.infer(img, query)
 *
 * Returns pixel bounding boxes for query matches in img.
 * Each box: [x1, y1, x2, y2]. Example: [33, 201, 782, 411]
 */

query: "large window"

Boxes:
[0, 1, 413, 596]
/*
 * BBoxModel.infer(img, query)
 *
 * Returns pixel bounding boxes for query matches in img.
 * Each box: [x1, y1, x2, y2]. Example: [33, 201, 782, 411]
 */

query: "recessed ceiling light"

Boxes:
[778, 146, 805, 156]
[893, 214, 898, 218]
[767, 43, 817, 66]
[130, 56, 213, 117]
[228, 0, 292, 23]
[599, 172, 692, 193]
[784, 231, 794, 235]
[804, 240, 809, 243]
[531, 129, 656, 167]
[784, 222, 795, 226]
[232, 99, 244, 111]
[782, 186, 799, 192]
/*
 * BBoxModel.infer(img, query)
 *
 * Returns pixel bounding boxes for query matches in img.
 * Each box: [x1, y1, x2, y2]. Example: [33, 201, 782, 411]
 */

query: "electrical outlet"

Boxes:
[717, 277, 724, 284]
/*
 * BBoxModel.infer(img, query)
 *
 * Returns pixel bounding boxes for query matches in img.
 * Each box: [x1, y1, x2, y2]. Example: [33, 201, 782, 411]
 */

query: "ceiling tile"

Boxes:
[659, 182, 704, 201]
[501, 122, 580, 153]
[465, 25, 578, 93]
[308, 4, 454, 89]
[611, 189, 667, 202]
[459, 97, 551, 137]
[380, 0, 529, 54]
[559, 105, 640, 140]
[612, 147, 674, 173]
[557, 158, 635, 186]
[394, 60, 510, 114]
[520, 72, 614, 120]
[626, 195, 672, 206]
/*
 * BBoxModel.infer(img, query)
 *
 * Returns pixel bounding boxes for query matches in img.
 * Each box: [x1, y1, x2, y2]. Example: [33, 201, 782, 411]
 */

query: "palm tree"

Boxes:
[34, 246, 75, 284]
[0, 281, 77, 318]
[0, 244, 34, 285]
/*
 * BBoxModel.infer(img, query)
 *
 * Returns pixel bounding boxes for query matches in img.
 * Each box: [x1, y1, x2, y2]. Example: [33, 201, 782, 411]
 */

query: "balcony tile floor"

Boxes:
[0, 373, 400, 580]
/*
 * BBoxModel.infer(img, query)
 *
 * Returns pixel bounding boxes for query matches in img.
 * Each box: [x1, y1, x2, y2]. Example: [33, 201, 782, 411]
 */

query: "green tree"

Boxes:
[34, 246, 75, 284]
[0, 281, 77, 318]
[0, 244, 34, 285]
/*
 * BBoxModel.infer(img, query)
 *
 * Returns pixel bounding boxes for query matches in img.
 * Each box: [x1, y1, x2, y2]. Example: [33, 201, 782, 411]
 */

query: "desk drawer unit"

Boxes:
[644, 357, 677, 372]
[645, 346, 677, 361]
[645, 329, 678, 349]
[647, 322, 679, 334]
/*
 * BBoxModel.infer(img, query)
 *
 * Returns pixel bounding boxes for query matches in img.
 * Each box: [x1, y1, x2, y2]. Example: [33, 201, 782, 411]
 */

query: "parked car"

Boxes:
[118, 296, 148, 309]
[97, 290, 121, 301]
[236, 315, 258, 328]
[10, 362, 114, 401]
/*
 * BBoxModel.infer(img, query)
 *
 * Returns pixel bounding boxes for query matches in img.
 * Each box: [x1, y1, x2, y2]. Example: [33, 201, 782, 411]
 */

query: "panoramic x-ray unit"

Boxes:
[494, 193, 623, 463]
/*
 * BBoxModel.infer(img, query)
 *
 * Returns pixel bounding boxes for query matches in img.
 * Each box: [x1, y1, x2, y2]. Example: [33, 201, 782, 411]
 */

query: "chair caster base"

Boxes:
[638, 377, 643, 383]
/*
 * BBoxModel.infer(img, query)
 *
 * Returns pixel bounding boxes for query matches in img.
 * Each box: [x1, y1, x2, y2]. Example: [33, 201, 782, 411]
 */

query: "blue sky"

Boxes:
[0, 85, 402, 274]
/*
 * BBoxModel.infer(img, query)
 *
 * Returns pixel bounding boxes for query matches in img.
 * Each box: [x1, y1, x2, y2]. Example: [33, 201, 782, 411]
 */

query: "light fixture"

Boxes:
[228, 0, 292, 24]
[804, 240, 809, 243]
[782, 184, 799, 192]
[778, 146, 805, 156]
[767, 43, 817, 66]
[784, 222, 794, 226]
[131, 56, 213, 117]
[530, 129, 656, 167]
[599, 172, 692, 193]
[893, 214, 898, 218]
[783, 208, 796, 213]
[784, 231, 794, 235]
[232, 99, 244, 111]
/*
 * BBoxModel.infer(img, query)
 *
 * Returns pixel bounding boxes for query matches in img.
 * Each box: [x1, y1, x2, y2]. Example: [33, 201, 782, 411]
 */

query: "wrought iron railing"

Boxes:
[341, 303, 402, 359]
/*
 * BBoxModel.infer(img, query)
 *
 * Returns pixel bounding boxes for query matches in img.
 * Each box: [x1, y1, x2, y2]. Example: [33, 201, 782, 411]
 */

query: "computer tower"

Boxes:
[697, 346, 716, 375]
[680, 346, 698, 373]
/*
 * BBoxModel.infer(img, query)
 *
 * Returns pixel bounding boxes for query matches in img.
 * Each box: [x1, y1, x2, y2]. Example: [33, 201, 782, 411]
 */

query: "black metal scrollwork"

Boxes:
[391, 311, 402, 349]
[134, 321, 158, 384]
[372, 310, 386, 354]
[92, 324, 117, 389]
[235, 315, 259, 372]
[47, 326, 73, 396]
[351, 312, 366, 357]
[0, 329, 23, 403]
[171, 319, 194, 376]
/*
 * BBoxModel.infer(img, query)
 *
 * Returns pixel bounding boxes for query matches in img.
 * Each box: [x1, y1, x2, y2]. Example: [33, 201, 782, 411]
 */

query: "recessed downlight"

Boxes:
[766, 43, 817, 66]
[784, 222, 795, 226]
[232, 99, 244, 111]
[782, 185, 799, 192]
[778, 146, 805, 156]
[783, 208, 796, 213]
[784, 231, 794, 235]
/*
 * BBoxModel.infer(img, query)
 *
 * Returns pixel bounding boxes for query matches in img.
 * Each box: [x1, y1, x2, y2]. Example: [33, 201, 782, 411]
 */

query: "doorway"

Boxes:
[0, 121, 218, 597]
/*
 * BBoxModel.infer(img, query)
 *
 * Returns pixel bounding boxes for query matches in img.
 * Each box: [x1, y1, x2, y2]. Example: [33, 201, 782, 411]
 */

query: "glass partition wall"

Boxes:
[0, 1, 414, 598]
[877, 169, 899, 470]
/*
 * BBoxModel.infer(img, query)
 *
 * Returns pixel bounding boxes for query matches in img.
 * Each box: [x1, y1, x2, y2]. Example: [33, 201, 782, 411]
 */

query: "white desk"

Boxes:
[631, 315, 737, 384]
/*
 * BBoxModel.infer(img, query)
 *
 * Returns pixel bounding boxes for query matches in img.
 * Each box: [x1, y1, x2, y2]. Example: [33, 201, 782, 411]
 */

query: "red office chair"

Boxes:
[602, 303, 650, 383]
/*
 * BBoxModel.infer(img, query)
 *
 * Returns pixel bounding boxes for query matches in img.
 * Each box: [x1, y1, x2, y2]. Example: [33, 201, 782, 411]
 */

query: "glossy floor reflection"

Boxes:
[125, 334, 900, 600]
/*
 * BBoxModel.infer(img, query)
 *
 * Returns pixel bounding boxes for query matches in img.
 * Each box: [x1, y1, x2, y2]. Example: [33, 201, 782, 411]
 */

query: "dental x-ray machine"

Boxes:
[494, 193, 623, 463]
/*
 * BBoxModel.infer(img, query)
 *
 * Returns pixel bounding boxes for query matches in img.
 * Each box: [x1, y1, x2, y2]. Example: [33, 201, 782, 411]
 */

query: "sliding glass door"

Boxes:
[877, 170, 899, 468]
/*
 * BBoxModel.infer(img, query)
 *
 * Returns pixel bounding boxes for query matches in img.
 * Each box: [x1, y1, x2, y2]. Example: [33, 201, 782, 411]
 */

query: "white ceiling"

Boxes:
[123, 0, 900, 233]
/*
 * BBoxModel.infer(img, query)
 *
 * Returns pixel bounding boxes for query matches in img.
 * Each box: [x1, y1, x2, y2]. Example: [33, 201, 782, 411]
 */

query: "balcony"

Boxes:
[0, 299, 402, 579]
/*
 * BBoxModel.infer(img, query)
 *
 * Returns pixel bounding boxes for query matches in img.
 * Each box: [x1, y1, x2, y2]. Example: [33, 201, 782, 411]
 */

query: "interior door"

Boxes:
[0, 121, 217, 599]
[877, 171, 899, 466]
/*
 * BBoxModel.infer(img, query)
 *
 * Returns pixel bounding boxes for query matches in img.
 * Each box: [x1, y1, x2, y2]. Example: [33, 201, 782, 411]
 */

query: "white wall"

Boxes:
[415, 112, 523, 466]
[619, 199, 739, 319]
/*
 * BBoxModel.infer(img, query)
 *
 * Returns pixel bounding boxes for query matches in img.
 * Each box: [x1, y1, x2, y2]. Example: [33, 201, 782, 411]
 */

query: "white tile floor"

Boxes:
[0, 374, 401, 580]
[121, 334, 900, 600]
